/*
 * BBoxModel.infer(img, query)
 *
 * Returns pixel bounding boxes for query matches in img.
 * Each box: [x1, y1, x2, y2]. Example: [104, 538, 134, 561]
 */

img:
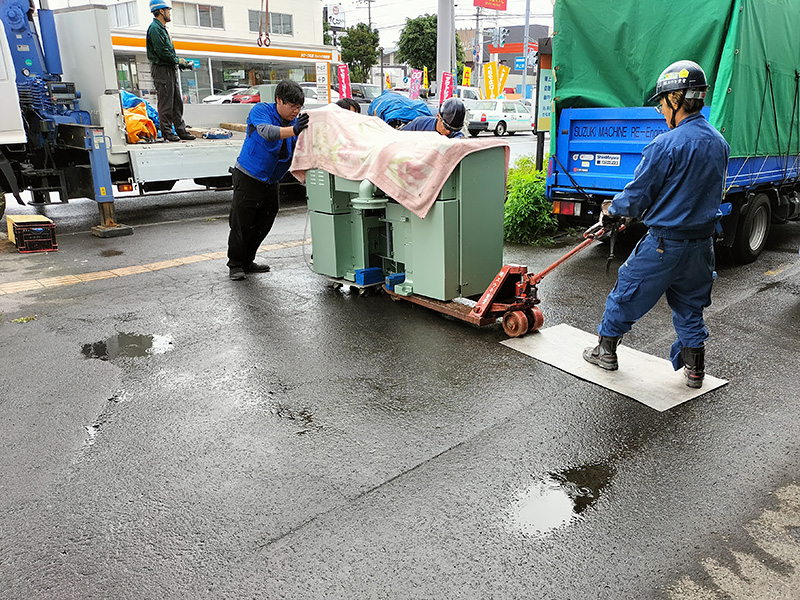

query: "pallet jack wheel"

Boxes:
[526, 306, 544, 333]
[502, 310, 529, 337]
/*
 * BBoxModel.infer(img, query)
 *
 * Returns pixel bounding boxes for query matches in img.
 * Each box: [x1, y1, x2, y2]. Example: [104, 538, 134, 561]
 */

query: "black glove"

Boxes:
[293, 113, 309, 136]
[601, 213, 623, 228]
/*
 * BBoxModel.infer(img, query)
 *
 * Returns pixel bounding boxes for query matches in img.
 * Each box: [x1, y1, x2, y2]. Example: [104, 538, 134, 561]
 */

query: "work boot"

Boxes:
[177, 131, 196, 140]
[583, 335, 622, 371]
[681, 345, 705, 388]
[163, 132, 181, 142]
[229, 267, 246, 281]
[244, 261, 270, 273]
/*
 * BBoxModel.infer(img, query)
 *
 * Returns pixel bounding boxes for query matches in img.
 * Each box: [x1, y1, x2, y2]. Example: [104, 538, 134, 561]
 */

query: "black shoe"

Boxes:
[583, 335, 622, 371]
[229, 268, 247, 281]
[244, 262, 270, 273]
[164, 133, 181, 142]
[178, 132, 196, 140]
[681, 345, 705, 388]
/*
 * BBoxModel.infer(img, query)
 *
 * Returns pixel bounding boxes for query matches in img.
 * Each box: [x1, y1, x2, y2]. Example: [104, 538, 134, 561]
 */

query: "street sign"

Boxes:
[514, 56, 526, 71]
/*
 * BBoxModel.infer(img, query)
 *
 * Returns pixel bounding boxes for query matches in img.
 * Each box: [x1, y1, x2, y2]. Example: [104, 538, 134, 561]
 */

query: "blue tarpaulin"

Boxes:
[120, 89, 161, 130]
[368, 91, 432, 127]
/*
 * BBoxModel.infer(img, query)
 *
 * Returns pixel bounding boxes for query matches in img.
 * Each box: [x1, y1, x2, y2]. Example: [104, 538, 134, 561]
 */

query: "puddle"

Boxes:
[512, 463, 614, 536]
[81, 333, 173, 360]
[101, 250, 124, 257]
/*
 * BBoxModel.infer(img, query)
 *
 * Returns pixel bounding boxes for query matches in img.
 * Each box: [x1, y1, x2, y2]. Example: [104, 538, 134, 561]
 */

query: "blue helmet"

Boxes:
[150, 0, 171, 13]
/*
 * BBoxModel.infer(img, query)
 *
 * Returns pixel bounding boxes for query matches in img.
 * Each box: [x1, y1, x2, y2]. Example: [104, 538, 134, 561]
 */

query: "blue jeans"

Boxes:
[598, 232, 715, 370]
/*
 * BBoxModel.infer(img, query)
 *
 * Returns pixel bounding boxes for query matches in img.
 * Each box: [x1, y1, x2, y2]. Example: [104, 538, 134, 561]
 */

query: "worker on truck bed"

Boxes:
[146, 0, 195, 142]
[402, 97, 465, 138]
[226, 79, 309, 281]
[583, 60, 730, 389]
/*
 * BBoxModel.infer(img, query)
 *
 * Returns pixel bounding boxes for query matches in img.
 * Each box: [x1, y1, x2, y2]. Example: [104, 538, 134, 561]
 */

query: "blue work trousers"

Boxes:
[598, 233, 715, 370]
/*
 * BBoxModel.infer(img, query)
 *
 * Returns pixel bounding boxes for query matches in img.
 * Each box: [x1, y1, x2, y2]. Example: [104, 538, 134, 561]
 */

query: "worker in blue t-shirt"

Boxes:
[226, 79, 309, 281]
[402, 98, 465, 138]
[583, 60, 730, 389]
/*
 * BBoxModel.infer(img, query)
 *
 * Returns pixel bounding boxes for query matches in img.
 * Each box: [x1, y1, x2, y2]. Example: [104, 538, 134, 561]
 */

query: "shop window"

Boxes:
[173, 2, 224, 29]
[109, 1, 138, 28]
[248, 10, 293, 36]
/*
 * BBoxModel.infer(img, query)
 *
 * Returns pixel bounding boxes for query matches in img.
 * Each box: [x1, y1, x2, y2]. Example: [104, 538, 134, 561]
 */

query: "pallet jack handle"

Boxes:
[528, 221, 626, 286]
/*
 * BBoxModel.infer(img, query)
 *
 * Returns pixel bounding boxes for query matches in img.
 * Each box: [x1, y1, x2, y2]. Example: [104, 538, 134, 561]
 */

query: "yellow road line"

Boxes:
[0, 239, 309, 297]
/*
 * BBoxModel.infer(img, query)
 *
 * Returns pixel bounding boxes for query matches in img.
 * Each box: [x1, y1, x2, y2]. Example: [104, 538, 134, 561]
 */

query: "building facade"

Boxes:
[49, 0, 338, 103]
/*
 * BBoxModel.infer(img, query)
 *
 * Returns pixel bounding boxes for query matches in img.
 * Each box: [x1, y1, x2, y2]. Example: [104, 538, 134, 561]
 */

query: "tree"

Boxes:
[397, 15, 467, 84]
[339, 23, 379, 83]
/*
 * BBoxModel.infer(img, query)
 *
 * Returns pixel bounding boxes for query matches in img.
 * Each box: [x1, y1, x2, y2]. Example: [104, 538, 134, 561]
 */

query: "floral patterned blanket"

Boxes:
[290, 104, 509, 218]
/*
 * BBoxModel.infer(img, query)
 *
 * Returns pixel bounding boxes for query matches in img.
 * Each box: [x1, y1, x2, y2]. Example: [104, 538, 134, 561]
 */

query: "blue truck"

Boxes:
[546, 106, 800, 262]
[545, 0, 800, 263]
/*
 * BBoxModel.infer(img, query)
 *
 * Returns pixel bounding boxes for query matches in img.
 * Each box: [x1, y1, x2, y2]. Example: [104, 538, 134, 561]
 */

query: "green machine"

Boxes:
[306, 146, 506, 301]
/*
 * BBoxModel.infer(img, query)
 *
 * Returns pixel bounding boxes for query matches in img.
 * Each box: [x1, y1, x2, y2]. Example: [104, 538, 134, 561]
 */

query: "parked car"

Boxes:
[231, 87, 261, 103]
[466, 99, 535, 136]
[202, 87, 249, 104]
[350, 83, 381, 104]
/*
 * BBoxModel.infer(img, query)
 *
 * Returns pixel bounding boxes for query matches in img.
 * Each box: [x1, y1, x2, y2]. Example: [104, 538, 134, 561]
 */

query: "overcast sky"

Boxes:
[333, 0, 555, 49]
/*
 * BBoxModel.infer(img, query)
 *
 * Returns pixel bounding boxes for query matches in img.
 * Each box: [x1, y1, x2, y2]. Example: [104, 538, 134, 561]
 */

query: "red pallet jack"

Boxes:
[383, 220, 625, 337]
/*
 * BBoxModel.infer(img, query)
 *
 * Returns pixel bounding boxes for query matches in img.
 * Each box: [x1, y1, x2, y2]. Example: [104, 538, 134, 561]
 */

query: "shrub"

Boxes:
[503, 154, 558, 245]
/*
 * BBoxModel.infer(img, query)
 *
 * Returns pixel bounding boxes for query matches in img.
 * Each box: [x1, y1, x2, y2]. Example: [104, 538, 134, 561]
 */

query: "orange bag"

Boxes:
[123, 102, 158, 143]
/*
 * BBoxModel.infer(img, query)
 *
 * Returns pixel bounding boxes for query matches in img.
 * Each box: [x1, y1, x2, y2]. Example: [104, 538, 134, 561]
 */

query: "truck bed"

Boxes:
[123, 130, 245, 184]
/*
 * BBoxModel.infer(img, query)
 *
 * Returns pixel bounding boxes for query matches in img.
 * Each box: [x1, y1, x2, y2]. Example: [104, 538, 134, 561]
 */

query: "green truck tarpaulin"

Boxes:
[552, 0, 800, 158]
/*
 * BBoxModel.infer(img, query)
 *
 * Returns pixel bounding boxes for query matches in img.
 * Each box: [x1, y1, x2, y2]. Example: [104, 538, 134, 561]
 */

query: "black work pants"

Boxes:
[152, 63, 187, 136]
[227, 168, 280, 269]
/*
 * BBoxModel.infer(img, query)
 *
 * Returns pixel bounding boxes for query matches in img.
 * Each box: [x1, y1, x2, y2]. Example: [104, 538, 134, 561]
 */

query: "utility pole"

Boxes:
[522, 0, 530, 99]
[357, 0, 374, 29]
[474, 7, 481, 91]
[436, 0, 454, 102]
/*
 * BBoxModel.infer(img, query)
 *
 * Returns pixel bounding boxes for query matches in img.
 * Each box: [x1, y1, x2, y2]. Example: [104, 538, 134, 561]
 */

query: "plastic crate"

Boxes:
[385, 272, 406, 291]
[354, 267, 383, 286]
[6, 215, 58, 253]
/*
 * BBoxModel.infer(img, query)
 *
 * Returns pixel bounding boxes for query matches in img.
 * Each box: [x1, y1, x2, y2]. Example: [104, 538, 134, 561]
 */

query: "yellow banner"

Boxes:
[497, 64, 510, 95]
[462, 66, 471, 87]
[483, 62, 498, 99]
[423, 66, 429, 89]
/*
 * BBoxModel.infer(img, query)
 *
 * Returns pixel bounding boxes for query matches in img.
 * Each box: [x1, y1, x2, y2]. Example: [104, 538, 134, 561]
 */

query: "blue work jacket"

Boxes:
[236, 103, 298, 183]
[402, 116, 464, 138]
[610, 112, 730, 239]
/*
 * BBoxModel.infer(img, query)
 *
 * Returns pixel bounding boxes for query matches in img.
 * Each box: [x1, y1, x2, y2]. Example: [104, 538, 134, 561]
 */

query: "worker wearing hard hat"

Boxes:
[583, 60, 730, 389]
[146, 0, 195, 142]
[402, 97, 466, 138]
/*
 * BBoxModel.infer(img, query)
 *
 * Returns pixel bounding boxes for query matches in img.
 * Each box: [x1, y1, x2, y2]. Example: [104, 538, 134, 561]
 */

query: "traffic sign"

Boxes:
[514, 56, 526, 71]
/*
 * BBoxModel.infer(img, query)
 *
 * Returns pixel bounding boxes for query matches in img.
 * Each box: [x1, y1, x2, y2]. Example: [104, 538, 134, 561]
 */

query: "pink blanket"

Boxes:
[290, 104, 509, 218]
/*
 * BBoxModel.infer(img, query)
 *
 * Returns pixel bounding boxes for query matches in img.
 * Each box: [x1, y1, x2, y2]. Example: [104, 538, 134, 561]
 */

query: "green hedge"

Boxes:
[503, 154, 558, 245]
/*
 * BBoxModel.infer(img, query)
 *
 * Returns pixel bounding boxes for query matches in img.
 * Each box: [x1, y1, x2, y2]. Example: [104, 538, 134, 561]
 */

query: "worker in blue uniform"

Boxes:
[226, 79, 309, 281]
[583, 60, 730, 388]
[402, 98, 466, 138]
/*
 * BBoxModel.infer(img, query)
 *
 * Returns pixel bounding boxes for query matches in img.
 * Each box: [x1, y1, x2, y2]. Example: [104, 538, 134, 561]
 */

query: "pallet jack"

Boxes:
[383, 220, 625, 337]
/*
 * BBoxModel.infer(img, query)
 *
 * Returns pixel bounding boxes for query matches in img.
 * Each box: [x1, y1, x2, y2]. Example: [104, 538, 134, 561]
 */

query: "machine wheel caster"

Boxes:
[526, 306, 544, 333]
[502, 310, 529, 337]
[332, 282, 343, 290]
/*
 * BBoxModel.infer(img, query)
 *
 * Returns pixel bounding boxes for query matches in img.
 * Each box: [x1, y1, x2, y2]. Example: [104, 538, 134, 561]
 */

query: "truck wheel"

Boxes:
[0, 195, 5, 219]
[494, 121, 507, 136]
[468, 129, 480, 137]
[732, 193, 771, 263]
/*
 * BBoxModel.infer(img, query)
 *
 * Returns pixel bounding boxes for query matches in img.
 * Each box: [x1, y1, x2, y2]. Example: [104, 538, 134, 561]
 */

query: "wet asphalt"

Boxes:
[1, 158, 800, 599]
